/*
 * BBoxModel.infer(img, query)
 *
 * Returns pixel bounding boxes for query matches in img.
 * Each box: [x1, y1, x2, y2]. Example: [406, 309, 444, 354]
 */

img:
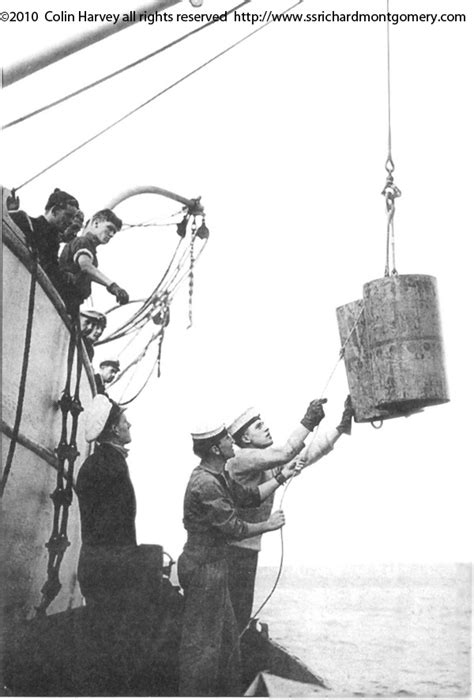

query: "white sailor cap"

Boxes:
[227, 407, 260, 440]
[191, 423, 228, 444]
[84, 394, 118, 442]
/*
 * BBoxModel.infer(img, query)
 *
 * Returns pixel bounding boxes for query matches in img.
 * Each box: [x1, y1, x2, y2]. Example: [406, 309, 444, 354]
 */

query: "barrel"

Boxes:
[337, 274, 449, 423]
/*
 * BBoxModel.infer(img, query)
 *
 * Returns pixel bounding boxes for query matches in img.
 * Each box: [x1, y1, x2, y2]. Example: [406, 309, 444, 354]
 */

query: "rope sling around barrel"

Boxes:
[335, 2, 449, 425]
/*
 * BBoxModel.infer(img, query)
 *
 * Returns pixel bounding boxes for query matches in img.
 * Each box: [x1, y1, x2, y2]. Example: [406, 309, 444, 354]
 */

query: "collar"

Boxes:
[99, 441, 129, 458]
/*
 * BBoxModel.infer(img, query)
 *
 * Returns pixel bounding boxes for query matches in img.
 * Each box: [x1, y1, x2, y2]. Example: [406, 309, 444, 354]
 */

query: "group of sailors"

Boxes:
[78, 391, 354, 696]
[10, 186, 129, 314]
[10, 187, 127, 392]
[11, 186, 355, 696]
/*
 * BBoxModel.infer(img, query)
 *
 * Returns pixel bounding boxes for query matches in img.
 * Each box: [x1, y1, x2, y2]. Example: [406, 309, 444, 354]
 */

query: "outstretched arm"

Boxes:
[77, 254, 129, 305]
[228, 399, 327, 476]
[77, 254, 113, 287]
[295, 396, 354, 470]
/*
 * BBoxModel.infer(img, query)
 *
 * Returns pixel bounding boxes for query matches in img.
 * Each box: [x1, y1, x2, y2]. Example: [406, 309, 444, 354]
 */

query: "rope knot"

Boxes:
[58, 391, 73, 415]
[69, 397, 83, 418]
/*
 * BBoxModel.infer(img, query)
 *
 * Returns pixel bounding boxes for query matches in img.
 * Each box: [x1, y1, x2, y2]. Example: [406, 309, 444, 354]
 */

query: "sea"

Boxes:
[253, 563, 472, 697]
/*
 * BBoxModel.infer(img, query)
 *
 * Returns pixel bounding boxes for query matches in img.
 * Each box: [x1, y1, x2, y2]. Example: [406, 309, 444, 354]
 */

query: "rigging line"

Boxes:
[96, 236, 186, 342]
[97, 243, 183, 345]
[166, 238, 209, 296]
[0, 249, 38, 497]
[107, 233, 203, 340]
[14, 0, 304, 192]
[119, 357, 159, 406]
[2, 0, 251, 130]
[113, 328, 162, 386]
[319, 303, 366, 397]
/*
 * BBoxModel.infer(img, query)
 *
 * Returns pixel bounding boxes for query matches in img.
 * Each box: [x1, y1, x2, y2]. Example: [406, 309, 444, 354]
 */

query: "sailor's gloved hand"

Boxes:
[301, 398, 327, 431]
[107, 282, 129, 305]
[336, 395, 354, 435]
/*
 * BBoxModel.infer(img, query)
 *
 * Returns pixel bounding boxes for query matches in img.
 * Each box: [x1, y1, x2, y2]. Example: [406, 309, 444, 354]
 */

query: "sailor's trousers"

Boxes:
[178, 545, 241, 697]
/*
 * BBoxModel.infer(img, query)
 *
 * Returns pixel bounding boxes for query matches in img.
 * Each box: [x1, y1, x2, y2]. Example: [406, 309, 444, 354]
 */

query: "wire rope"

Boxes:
[13, 0, 304, 192]
[2, 0, 251, 130]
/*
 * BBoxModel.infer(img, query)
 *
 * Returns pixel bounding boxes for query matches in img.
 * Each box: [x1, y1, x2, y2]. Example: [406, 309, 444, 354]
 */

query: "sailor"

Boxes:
[178, 423, 298, 697]
[79, 309, 107, 361]
[76, 395, 168, 692]
[226, 396, 354, 632]
[94, 359, 120, 396]
[59, 208, 129, 314]
[76, 395, 161, 609]
[10, 188, 80, 290]
[60, 208, 85, 244]
[76, 395, 136, 606]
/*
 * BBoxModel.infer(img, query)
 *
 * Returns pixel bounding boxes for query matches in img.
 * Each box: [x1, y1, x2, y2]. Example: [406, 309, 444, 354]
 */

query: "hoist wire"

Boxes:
[13, 0, 304, 193]
[382, 0, 400, 277]
[385, 0, 393, 171]
[2, 0, 251, 131]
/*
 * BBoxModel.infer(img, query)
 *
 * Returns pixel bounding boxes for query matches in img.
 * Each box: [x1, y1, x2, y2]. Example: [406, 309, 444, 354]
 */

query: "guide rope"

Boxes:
[238, 304, 366, 637]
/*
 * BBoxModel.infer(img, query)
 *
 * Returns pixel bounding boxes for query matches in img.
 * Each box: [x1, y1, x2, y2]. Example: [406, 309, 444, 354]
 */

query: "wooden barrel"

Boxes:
[337, 274, 449, 422]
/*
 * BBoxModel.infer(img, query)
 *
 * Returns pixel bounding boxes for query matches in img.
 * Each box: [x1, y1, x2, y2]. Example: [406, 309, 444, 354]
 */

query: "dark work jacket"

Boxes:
[76, 442, 137, 547]
[76, 443, 138, 602]
[10, 211, 62, 291]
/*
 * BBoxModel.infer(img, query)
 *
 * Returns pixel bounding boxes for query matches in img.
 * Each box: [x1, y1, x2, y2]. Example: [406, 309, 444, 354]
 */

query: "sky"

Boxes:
[1, 0, 473, 573]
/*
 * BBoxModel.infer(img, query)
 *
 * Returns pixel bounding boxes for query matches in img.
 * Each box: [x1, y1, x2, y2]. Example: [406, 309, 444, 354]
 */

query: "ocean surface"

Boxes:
[253, 563, 471, 697]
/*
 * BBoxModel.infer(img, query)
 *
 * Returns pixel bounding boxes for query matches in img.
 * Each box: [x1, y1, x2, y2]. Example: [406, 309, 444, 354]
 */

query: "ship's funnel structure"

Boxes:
[336, 274, 449, 423]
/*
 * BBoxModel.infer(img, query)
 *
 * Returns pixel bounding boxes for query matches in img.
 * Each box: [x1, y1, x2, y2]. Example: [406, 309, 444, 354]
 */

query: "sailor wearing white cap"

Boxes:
[226, 396, 354, 632]
[178, 422, 298, 697]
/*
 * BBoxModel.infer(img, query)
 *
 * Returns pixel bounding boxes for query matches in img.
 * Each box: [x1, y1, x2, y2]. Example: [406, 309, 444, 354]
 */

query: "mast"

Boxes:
[3, 0, 183, 87]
